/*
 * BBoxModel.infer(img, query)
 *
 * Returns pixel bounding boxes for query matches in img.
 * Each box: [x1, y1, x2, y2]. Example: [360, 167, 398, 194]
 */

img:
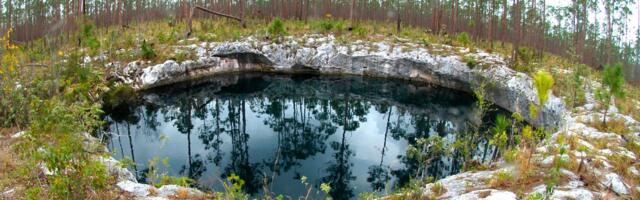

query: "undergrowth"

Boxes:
[2, 16, 639, 200]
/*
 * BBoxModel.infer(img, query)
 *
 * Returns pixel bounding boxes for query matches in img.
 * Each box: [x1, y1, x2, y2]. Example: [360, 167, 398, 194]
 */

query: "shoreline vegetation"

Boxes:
[1, 16, 639, 199]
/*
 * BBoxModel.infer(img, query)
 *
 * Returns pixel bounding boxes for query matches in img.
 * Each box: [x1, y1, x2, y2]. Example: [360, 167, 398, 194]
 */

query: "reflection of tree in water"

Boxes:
[367, 105, 392, 192]
[322, 98, 370, 200]
[221, 99, 260, 195]
[105, 73, 510, 197]
[199, 99, 224, 166]
[108, 106, 142, 179]
[167, 89, 210, 183]
[257, 97, 332, 177]
[391, 113, 455, 187]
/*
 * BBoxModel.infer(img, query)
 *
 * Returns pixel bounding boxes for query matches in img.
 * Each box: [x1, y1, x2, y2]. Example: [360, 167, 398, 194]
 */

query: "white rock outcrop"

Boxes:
[109, 34, 640, 199]
[122, 35, 565, 129]
[117, 180, 204, 199]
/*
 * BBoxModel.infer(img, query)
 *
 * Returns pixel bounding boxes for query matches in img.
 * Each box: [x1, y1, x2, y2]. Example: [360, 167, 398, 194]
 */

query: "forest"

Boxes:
[1, 0, 640, 200]
[2, 0, 639, 82]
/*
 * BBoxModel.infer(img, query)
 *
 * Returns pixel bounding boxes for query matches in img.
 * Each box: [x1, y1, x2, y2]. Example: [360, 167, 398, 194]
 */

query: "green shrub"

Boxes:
[531, 70, 554, 120]
[334, 21, 346, 32]
[25, 97, 109, 199]
[525, 193, 543, 200]
[489, 170, 513, 188]
[463, 55, 478, 68]
[173, 50, 192, 62]
[195, 32, 215, 42]
[490, 115, 509, 149]
[200, 19, 215, 31]
[317, 20, 335, 32]
[140, 40, 156, 60]
[596, 63, 625, 126]
[156, 29, 177, 44]
[351, 26, 369, 38]
[159, 175, 191, 187]
[222, 173, 249, 200]
[503, 149, 519, 164]
[566, 64, 587, 108]
[431, 182, 447, 196]
[267, 17, 287, 37]
[313, 19, 347, 34]
[81, 21, 101, 55]
[102, 84, 137, 111]
[517, 47, 535, 66]
[602, 63, 625, 97]
[456, 32, 471, 46]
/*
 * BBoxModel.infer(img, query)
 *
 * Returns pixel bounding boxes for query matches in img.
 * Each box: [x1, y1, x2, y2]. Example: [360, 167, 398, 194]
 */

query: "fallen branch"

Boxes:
[186, 5, 245, 37]
[194, 6, 243, 22]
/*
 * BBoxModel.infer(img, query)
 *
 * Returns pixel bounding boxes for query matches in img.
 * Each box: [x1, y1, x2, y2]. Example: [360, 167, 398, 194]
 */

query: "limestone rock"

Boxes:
[601, 173, 629, 195]
[141, 60, 183, 86]
[11, 131, 25, 139]
[550, 189, 594, 200]
[97, 156, 137, 183]
[117, 180, 152, 197]
[158, 185, 204, 198]
[131, 35, 566, 128]
[453, 189, 517, 200]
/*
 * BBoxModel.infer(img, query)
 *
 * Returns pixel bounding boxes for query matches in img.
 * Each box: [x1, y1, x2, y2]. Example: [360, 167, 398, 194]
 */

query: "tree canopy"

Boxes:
[1, 0, 639, 82]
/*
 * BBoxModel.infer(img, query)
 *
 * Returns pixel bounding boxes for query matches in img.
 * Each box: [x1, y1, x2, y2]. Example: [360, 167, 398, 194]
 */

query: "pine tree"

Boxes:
[596, 63, 626, 127]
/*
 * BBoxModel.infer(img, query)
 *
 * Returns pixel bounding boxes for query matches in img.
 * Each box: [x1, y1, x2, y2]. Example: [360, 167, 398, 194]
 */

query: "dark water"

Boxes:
[104, 73, 508, 199]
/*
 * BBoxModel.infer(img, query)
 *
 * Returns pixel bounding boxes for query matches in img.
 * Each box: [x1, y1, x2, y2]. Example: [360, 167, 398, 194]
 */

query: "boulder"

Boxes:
[117, 180, 152, 197]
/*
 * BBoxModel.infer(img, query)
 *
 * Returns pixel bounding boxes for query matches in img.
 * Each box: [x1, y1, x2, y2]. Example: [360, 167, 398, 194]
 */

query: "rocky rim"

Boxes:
[97, 34, 639, 199]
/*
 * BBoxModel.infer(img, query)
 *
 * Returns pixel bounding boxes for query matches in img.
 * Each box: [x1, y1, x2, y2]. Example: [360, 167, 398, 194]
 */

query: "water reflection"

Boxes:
[104, 73, 508, 199]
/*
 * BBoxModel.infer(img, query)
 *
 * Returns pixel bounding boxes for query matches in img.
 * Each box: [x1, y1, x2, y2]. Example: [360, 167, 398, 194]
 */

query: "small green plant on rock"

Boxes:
[490, 115, 510, 163]
[102, 84, 137, 112]
[525, 192, 543, 200]
[595, 63, 625, 128]
[489, 170, 513, 188]
[463, 55, 478, 69]
[146, 157, 192, 188]
[222, 173, 248, 200]
[431, 182, 447, 196]
[530, 70, 554, 121]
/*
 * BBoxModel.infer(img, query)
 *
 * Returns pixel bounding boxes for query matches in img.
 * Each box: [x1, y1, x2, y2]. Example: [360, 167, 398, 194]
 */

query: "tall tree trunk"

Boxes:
[529, 0, 537, 49]
[78, 0, 85, 17]
[7, 0, 12, 32]
[572, 0, 579, 57]
[349, 0, 355, 29]
[501, 0, 507, 47]
[475, 0, 483, 39]
[451, 0, 458, 33]
[489, 0, 495, 50]
[432, 0, 440, 34]
[540, 0, 546, 58]
[580, 1, 587, 62]
[512, 0, 521, 65]
[119, 0, 124, 27]
[396, 0, 401, 33]
[239, 0, 246, 28]
[0, 0, 3, 32]
[605, 1, 612, 65]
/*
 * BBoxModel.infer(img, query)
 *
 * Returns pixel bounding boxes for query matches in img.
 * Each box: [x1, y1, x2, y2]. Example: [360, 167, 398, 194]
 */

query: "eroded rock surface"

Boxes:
[119, 35, 565, 129]
[107, 35, 640, 199]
